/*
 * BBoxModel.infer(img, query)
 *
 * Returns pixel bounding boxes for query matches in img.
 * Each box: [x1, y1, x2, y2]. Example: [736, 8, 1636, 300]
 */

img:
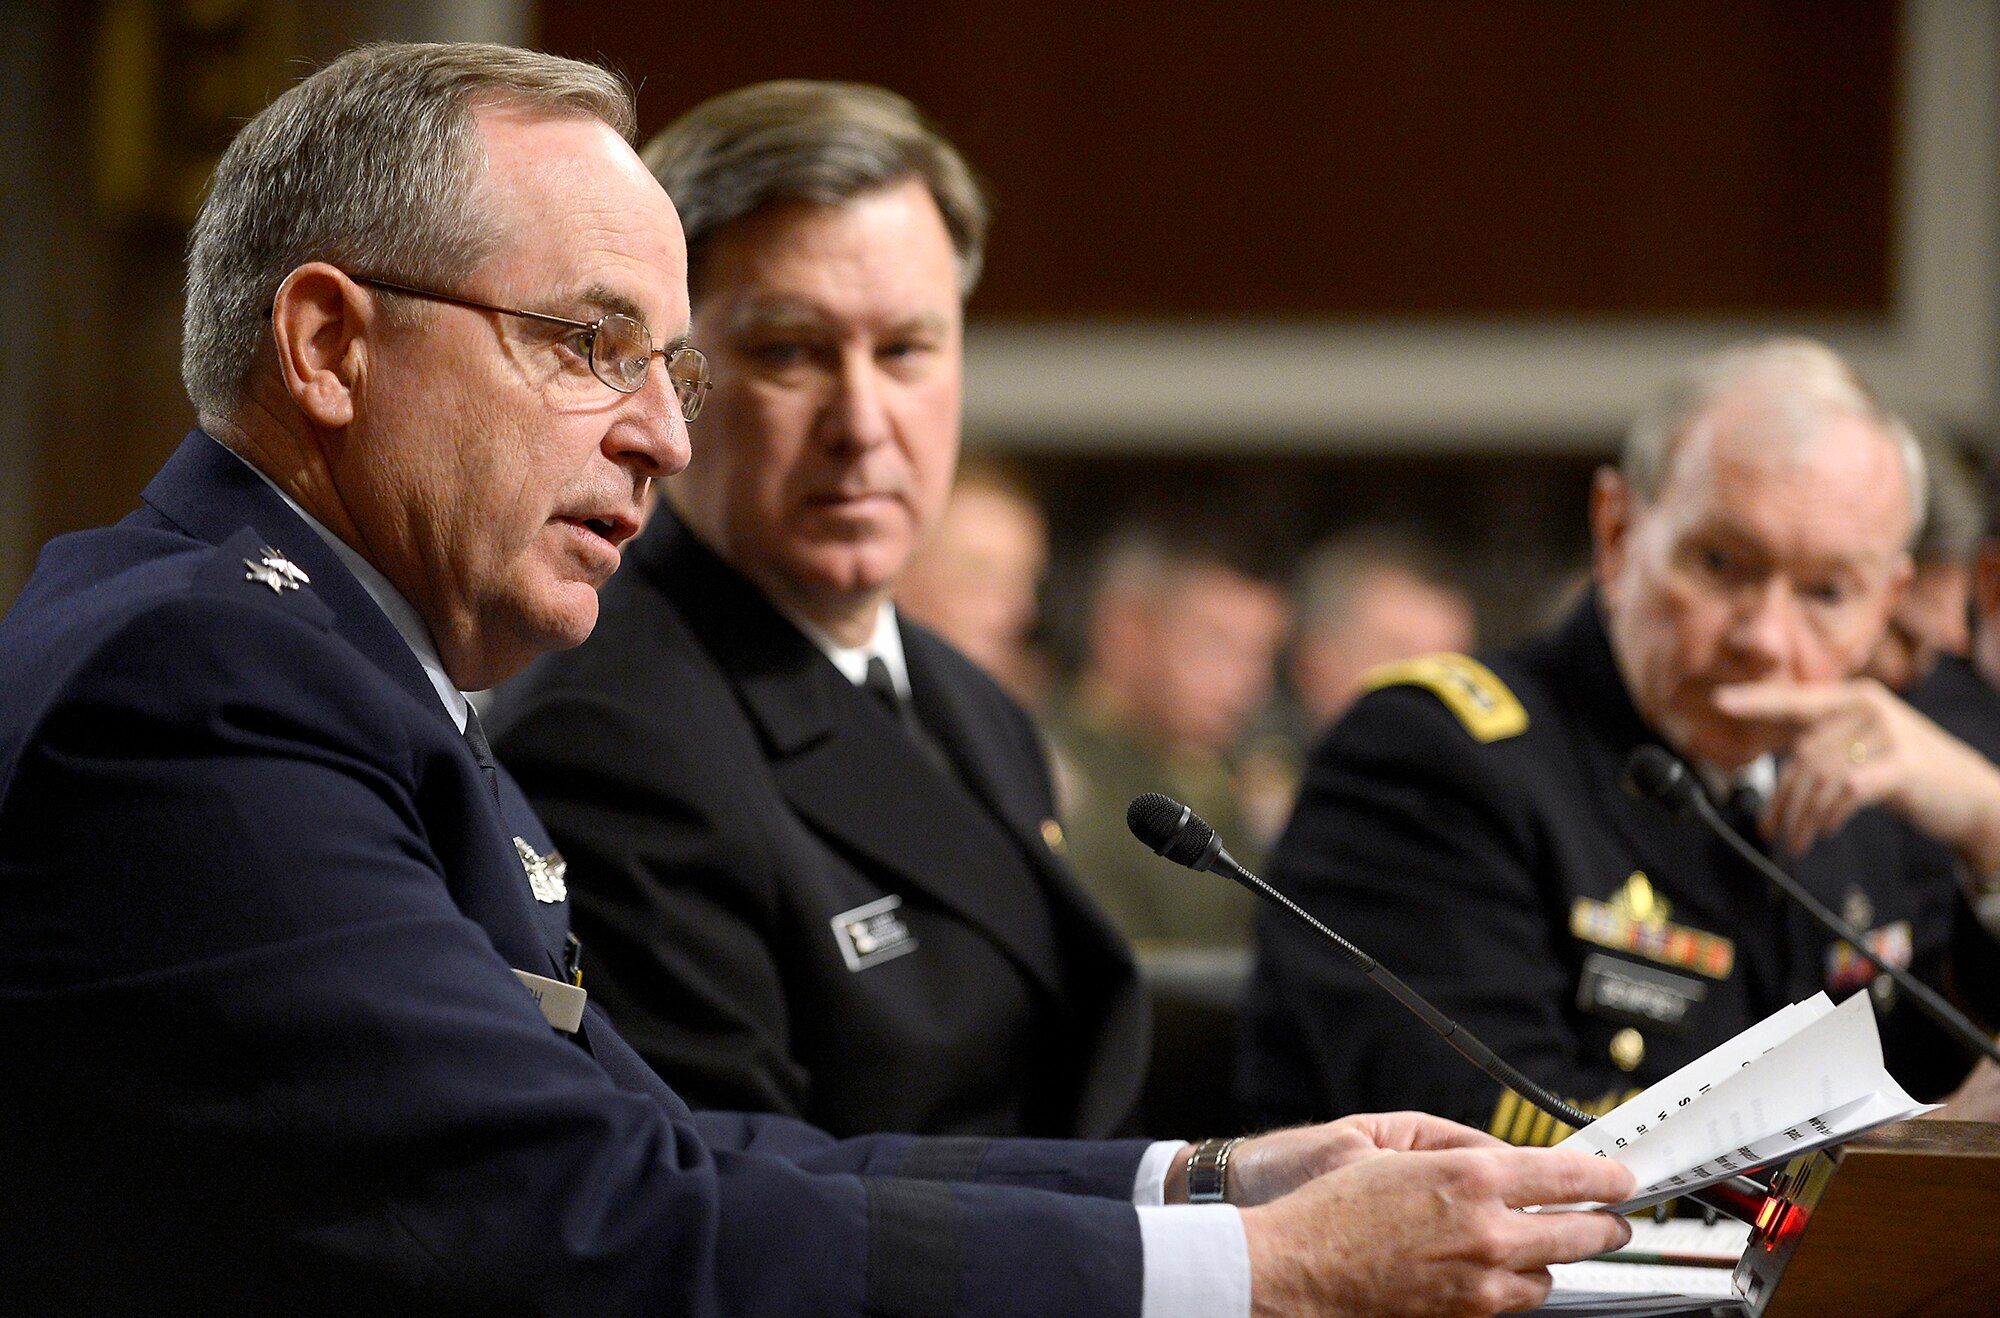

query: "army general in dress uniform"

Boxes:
[1239, 339, 2000, 1141]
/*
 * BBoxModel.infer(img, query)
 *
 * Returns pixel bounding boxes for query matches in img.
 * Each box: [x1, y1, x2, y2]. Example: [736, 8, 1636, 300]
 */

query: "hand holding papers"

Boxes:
[1555, 991, 1934, 1213]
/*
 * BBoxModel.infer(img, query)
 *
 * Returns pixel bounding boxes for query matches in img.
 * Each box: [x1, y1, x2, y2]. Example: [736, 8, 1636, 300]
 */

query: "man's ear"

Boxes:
[269, 263, 373, 429]
[1589, 466, 1637, 600]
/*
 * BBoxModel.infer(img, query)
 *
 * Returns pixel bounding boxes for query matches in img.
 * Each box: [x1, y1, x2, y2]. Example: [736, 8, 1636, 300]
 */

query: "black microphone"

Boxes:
[1128, 791, 1594, 1129]
[1622, 745, 2000, 1067]
[1129, 790, 1769, 1223]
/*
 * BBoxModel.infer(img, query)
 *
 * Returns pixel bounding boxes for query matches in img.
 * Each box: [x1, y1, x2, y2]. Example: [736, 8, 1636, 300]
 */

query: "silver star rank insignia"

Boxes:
[243, 546, 310, 594]
[514, 836, 568, 904]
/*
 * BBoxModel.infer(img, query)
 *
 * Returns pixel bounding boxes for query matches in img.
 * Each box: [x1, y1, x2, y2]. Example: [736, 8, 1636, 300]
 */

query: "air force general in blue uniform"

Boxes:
[0, 431, 1154, 1314]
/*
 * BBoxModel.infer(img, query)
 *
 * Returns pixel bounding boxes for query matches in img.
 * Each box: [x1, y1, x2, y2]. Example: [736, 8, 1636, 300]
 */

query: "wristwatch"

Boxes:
[1186, 1135, 1243, 1204]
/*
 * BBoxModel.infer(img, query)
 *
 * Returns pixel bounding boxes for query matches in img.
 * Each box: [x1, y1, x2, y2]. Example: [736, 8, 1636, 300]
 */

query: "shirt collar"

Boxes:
[789, 601, 911, 698]
[1695, 753, 1777, 805]
[224, 440, 470, 732]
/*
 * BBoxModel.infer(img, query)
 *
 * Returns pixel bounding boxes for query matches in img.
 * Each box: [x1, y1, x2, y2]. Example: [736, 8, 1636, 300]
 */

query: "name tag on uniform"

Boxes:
[830, 895, 917, 972]
[1576, 952, 1706, 1036]
[512, 969, 587, 1033]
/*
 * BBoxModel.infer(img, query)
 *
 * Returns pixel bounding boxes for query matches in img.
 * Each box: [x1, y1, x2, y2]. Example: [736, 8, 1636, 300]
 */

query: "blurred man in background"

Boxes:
[1866, 432, 1981, 694]
[1241, 337, 2000, 1141]
[896, 455, 1053, 708]
[1048, 521, 1290, 950]
[1950, 455, 2000, 763]
[1288, 527, 1476, 738]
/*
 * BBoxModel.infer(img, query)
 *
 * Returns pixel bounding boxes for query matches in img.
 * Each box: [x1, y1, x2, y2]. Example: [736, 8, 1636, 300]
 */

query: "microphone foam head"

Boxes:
[1126, 792, 1217, 867]
[1623, 745, 1698, 815]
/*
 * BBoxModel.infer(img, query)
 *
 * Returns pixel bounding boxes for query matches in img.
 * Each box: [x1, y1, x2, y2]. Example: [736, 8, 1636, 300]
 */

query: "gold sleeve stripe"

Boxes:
[1487, 1087, 1642, 1146]
[1507, 1093, 1538, 1145]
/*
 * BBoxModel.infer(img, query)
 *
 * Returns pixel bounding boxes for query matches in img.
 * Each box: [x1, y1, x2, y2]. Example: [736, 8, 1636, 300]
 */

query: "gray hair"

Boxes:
[182, 42, 635, 423]
[1619, 337, 1927, 547]
[642, 80, 988, 299]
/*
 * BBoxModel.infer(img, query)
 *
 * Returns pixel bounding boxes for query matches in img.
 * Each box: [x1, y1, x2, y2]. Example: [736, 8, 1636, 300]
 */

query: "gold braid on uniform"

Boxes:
[1486, 1086, 1636, 1147]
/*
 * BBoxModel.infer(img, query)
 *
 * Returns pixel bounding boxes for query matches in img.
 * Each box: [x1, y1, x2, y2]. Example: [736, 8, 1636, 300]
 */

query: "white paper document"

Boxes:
[1541, 1219, 1748, 1313]
[1553, 990, 1934, 1213]
[1528, 993, 1930, 1313]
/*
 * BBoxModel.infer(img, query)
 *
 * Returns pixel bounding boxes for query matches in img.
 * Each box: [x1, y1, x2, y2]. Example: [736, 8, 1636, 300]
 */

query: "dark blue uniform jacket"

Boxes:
[0, 431, 1146, 1316]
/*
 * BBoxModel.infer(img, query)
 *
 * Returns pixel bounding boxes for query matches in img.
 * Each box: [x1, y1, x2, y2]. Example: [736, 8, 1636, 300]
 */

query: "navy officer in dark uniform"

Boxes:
[0, 40, 1636, 1317]
[490, 82, 1147, 1142]
[1240, 338, 2000, 1142]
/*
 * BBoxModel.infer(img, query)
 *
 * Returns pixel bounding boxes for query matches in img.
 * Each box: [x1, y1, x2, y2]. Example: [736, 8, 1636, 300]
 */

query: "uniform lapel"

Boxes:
[903, 628, 1148, 1133]
[642, 513, 1070, 998]
[903, 626, 1136, 971]
[140, 431, 577, 985]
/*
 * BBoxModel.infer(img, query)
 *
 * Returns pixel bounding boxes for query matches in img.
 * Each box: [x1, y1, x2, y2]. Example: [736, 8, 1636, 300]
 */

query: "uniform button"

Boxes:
[1040, 818, 1067, 854]
[1610, 1028, 1645, 1072]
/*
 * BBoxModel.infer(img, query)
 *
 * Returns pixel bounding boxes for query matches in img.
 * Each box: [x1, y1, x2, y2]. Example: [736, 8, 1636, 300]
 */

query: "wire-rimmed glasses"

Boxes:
[350, 275, 710, 421]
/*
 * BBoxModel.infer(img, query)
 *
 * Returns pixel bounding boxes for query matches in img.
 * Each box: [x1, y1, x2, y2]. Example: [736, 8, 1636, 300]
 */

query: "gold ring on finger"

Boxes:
[1849, 739, 1869, 766]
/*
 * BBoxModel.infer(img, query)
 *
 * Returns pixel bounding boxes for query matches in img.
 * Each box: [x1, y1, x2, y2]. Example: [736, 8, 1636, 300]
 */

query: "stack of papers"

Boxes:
[1542, 1218, 1746, 1314]
[1530, 990, 1933, 1314]
[1557, 990, 1932, 1213]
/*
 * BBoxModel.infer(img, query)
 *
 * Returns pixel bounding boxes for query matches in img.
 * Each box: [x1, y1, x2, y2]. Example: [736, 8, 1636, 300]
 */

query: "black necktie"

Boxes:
[462, 702, 502, 805]
[862, 655, 956, 780]
[1722, 783, 1768, 851]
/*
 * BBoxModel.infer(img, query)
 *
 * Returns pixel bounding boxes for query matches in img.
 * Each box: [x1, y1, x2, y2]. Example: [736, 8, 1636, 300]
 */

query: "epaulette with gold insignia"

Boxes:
[1359, 653, 1527, 742]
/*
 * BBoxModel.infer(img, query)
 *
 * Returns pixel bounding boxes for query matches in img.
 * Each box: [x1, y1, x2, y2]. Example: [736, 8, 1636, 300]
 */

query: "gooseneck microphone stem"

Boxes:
[1125, 794, 1594, 1126]
[1212, 847, 1599, 1130]
[1127, 791, 1766, 1224]
[1676, 769, 2000, 1070]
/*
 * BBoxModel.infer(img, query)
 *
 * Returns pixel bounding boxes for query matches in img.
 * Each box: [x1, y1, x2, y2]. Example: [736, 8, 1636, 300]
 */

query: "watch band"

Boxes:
[1186, 1135, 1243, 1204]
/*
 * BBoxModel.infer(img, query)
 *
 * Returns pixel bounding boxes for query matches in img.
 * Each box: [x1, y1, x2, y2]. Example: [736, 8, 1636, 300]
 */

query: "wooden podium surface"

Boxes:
[1738, 1120, 2000, 1317]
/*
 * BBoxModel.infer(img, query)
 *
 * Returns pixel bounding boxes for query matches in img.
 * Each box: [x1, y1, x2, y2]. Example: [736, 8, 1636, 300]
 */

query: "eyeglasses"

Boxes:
[350, 275, 711, 421]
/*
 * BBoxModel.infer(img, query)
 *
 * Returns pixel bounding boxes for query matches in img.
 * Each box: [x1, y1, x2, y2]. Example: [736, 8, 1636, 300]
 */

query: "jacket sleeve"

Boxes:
[0, 593, 1143, 1317]
[1237, 684, 1629, 1137]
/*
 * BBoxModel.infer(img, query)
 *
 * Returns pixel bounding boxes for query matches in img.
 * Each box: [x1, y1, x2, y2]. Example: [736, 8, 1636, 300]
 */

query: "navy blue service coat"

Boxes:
[0, 432, 1147, 1315]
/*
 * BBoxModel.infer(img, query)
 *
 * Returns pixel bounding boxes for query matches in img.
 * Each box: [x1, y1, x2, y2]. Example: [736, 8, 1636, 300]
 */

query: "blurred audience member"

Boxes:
[1867, 432, 1982, 693]
[1049, 522, 1290, 949]
[895, 456, 1053, 707]
[1906, 446, 2000, 770]
[1288, 528, 1476, 736]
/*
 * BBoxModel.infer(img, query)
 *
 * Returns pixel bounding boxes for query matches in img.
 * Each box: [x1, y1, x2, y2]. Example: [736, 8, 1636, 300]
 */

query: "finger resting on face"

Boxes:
[1714, 681, 1841, 725]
